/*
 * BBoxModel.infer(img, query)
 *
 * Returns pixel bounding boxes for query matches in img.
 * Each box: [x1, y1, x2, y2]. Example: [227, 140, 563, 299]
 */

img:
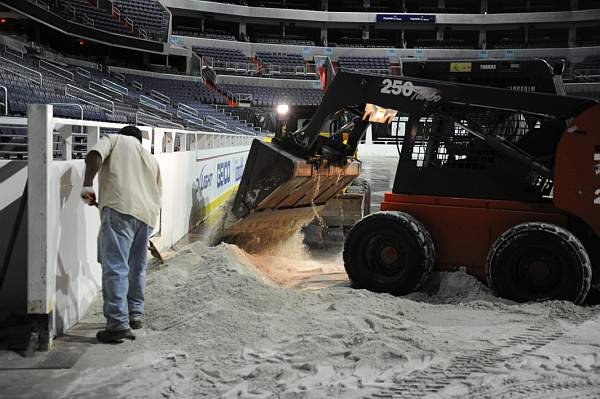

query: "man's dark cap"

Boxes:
[119, 126, 143, 143]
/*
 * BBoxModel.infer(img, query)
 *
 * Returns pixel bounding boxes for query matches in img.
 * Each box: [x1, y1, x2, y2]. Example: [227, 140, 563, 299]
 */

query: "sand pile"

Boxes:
[59, 240, 600, 399]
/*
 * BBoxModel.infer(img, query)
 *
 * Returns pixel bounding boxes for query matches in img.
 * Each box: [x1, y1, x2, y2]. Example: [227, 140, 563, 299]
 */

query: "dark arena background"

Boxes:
[0, 1, 600, 398]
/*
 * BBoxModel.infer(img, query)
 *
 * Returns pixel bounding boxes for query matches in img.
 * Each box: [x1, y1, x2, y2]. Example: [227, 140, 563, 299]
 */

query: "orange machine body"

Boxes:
[381, 104, 600, 281]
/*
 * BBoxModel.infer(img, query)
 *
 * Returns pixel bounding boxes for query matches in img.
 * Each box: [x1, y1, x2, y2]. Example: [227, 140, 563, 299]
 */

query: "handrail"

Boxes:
[39, 59, 74, 82]
[124, 17, 134, 33]
[140, 94, 167, 112]
[177, 103, 198, 118]
[132, 80, 143, 90]
[89, 81, 124, 102]
[205, 114, 227, 127]
[151, 90, 170, 105]
[50, 102, 84, 133]
[81, 13, 95, 27]
[50, 103, 83, 120]
[102, 79, 128, 95]
[0, 85, 7, 116]
[235, 126, 256, 136]
[136, 111, 183, 129]
[0, 116, 259, 138]
[234, 93, 252, 102]
[34, 0, 49, 10]
[111, 5, 121, 20]
[0, 56, 43, 85]
[4, 45, 23, 60]
[183, 117, 204, 129]
[177, 109, 211, 130]
[65, 84, 114, 114]
[76, 67, 91, 79]
[110, 71, 125, 82]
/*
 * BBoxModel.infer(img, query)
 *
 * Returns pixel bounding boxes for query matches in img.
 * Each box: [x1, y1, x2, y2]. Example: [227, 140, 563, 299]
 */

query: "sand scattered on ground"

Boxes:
[45, 238, 600, 399]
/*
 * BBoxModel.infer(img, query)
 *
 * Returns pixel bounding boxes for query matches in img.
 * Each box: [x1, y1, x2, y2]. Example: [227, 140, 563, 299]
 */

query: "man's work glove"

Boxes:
[81, 186, 96, 206]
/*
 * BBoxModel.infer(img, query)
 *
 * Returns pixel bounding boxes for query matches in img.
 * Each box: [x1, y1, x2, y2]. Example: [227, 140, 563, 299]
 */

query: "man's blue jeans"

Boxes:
[99, 207, 151, 331]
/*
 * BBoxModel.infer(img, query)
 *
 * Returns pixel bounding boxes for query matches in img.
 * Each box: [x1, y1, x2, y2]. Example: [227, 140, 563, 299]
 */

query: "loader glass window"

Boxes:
[392, 103, 557, 202]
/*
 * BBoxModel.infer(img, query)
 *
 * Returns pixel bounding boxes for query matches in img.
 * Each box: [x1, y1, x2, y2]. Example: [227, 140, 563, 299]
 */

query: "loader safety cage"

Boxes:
[269, 69, 596, 205]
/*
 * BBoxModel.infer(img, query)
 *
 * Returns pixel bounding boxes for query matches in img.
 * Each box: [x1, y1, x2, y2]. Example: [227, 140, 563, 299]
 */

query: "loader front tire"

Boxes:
[343, 211, 435, 296]
[486, 222, 592, 305]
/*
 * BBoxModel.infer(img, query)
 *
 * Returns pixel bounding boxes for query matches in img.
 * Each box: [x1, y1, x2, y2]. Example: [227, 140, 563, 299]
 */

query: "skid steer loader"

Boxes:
[224, 60, 600, 304]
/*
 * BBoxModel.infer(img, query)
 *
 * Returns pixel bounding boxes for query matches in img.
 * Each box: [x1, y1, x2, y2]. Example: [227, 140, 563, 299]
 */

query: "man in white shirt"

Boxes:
[81, 126, 162, 343]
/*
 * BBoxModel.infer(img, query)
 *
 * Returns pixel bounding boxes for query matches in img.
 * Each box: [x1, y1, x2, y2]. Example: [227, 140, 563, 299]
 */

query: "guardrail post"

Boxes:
[58, 125, 72, 161]
[164, 131, 174, 153]
[180, 132, 187, 151]
[87, 126, 100, 152]
[27, 104, 55, 350]
[141, 128, 152, 153]
[154, 128, 164, 155]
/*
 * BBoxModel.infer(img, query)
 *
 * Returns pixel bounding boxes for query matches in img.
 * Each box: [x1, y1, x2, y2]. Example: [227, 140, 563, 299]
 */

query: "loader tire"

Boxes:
[486, 222, 591, 305]
[343, 211, 435, 296]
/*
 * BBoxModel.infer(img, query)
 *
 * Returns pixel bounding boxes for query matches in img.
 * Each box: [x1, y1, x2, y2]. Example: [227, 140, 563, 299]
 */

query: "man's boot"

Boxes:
[96, 328, 136, 343]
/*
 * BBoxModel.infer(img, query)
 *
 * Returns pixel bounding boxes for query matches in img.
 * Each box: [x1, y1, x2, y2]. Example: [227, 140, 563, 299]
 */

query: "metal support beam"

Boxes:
[87, 125, 100, 150]
[27, 104, 54, 350]
[479, 28, 487, 49]
[569, 25, 577, 48]
[58, 125, 72, 161]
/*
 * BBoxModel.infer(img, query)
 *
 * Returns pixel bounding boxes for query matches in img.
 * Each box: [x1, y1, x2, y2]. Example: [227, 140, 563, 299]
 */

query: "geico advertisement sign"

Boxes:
[192, 154, 247, 200]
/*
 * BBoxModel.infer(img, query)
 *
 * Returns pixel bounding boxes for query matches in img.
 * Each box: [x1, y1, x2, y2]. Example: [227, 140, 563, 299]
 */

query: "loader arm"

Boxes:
[276, 71, 595, 163]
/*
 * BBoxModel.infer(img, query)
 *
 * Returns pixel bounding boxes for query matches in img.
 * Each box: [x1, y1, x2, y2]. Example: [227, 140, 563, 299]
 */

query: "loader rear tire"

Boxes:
[486, 222, 591, 305]
[343, 211, 435, 296]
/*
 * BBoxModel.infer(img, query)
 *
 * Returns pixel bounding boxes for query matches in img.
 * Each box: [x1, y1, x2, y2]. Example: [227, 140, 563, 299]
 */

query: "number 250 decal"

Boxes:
[381, 79, 415, 96]
[380, 78, 442, 102]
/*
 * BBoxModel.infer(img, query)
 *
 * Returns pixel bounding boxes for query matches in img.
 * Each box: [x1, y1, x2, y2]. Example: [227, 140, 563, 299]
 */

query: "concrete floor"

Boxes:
[0, 156, 401, 397]
[357, 155, 397, 212]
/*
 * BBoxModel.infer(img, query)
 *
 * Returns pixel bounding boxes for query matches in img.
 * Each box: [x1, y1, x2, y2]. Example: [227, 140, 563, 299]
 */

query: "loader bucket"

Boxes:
[222, 139, 361, 252]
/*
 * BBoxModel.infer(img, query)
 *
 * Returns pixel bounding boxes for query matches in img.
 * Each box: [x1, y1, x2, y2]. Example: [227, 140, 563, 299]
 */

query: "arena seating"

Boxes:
[219, 83, 322, 106]
[256, 51, 304, 67]
[122, 74, 230, 110]
[37, 0, 168, 41]
[0, 47, 262, 139]
[572, 55, 600, 81]
[193, 47, 258, 76]
[112, 0, 169, 41]
[192, 47, 250, 64]
[191, 0, 587, 12]
[577, 55, 600, 70]
[332, 37, 390, 48]
[254, 37, 316, 46]
[255, 52, 318, 79]
[173, 28, 237, 41]
[50, 0, 135, 37]
[338, 57, 391, 74]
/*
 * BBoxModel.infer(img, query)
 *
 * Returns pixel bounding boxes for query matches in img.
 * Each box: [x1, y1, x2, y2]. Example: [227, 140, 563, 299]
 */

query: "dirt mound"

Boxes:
[60, 241, 600, 399]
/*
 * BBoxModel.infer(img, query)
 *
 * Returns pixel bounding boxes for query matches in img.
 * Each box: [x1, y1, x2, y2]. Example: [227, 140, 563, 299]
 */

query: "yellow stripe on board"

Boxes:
[201, 184, 239, 225]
